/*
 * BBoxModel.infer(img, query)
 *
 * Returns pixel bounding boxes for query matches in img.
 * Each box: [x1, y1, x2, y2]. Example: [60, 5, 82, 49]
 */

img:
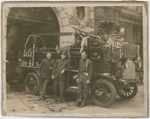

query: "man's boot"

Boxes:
[40, 95, 45, 101]
[80, 102, 86, 107]
[75, 101, 81, 106]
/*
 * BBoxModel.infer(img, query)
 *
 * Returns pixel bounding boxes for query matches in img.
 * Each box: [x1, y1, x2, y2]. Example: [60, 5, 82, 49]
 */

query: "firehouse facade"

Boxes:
[6, 6, 142, 53]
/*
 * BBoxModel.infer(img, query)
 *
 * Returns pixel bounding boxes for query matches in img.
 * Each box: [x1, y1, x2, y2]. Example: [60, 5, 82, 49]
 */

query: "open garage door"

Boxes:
[6, 7, 59, 83]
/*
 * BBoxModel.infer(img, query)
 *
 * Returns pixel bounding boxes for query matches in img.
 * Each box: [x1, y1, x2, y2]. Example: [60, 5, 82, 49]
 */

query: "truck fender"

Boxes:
[22, 68, 40, 80]
[93, 73, 116, 81]
[91, 73, 116, 87]
[32, 69, 40, 76]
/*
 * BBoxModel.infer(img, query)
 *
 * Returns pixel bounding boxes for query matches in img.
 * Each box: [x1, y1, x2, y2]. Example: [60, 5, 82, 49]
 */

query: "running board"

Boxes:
[66, 86, 78, 92]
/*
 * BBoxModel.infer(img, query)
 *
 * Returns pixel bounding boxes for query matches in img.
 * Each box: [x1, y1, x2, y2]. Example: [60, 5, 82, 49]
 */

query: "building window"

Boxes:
[76, 7, 85, 20]
[124, 25, 131, 42]
[133, 26, 142, 43]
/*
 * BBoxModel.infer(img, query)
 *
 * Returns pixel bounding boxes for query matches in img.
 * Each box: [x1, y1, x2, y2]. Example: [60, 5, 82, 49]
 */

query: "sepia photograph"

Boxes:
[1, 1, 148, 118]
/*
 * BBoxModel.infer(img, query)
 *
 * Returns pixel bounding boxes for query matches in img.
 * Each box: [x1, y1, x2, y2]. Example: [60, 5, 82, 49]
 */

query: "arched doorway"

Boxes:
[6, 7, 60, 83]
[7, 7, 60, 49]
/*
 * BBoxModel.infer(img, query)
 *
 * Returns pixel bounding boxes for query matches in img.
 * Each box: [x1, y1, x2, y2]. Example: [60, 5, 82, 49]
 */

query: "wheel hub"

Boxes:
[122, 85, 131, 92]
[94, 84, 112, 104]
[29, 77, 36, 85]
[97, 91, 104, 96]
[27, 77, 37, 92]
[124, 88, 131, 92]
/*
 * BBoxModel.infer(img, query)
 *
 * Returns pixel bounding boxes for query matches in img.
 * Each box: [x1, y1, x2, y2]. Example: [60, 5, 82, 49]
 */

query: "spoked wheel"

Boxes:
[118, 83, 138, 99]
[92, 79, 116, 107]
[25, 73, 40, 95]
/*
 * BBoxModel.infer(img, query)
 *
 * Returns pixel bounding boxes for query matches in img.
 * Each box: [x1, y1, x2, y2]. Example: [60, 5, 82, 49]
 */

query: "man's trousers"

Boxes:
[39, 76, 50, 95]
[54, 76, 64, 101]
[76, 80, 90, 105]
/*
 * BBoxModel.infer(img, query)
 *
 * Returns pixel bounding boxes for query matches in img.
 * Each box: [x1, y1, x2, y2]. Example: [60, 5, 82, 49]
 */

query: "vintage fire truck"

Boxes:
[7, 27, 139, 107]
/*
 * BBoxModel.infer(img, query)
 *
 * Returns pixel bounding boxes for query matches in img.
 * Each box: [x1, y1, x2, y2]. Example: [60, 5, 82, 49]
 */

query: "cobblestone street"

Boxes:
[5, 85, 145, 117]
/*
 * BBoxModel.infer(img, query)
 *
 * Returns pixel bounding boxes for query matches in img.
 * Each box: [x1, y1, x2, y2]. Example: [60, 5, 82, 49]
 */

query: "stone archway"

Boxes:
[51, 7, 73, 33]
[51, 7, 75, 47]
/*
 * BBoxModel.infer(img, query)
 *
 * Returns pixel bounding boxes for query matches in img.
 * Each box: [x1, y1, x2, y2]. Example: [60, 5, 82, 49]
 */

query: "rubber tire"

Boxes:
[118, 83, 138, 100]
[92, 79, 116, 107]
[25, 73, 40, 95]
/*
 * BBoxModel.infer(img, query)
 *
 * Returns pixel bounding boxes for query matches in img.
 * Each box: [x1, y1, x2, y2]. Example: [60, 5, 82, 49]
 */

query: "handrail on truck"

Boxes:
[24, 34, 46, 49]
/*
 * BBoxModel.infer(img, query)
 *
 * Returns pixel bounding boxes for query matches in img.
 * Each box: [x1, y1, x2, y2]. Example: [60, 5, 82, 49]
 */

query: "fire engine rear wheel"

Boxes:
[92, 79, 116, 107]
[118, 83, 138, 99]
[25, 73, 40, 95]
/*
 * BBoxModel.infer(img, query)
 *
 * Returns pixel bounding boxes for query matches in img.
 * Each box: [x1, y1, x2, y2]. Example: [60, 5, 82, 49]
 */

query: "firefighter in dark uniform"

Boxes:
[75, 51, 93, 107]
[39, 52, 55, 100]
[133, 55, 143, 85]
[52, 51, 70, 103]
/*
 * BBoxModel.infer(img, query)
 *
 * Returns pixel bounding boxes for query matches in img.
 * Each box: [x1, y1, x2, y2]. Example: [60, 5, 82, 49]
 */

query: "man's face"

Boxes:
[61, 54, 66, 59]
[47, 53, 52, 59]
[81, 52, 87, 60]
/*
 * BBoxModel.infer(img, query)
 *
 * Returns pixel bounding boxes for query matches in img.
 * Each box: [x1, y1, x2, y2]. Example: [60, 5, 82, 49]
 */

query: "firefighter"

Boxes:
[39, 52, 55, 100]
[75, 51, 93, 107]
[52, 51, 70, 103]
[133, 55, 143, 85]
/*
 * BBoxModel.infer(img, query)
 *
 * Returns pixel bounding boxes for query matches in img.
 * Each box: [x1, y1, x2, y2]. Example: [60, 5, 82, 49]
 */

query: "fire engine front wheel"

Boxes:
[92, 79, 116, 107]
[25, 73, 40, 95]
[118, 83, 138, 99]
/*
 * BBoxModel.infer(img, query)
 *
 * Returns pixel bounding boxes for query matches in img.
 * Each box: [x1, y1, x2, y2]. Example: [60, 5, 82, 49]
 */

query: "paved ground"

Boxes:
[5, 85, 145, 117]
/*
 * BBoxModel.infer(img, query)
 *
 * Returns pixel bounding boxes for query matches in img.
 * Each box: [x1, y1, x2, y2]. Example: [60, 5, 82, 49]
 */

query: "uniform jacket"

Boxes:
[77, 58, 93, 82]
[52, 58, 70, 80]
[134, 59, 143, 72]
[39, 58, 55, 77]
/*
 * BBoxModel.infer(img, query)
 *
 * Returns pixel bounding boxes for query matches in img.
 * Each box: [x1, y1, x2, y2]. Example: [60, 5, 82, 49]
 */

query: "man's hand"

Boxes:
[49, 67, 52, 70]
[86, 80, 90, 84]
[73, 75, 78, 79]
[76, 79, 80, 83]
[61, 69, 65, 74]
[52, 76, 54, 79]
